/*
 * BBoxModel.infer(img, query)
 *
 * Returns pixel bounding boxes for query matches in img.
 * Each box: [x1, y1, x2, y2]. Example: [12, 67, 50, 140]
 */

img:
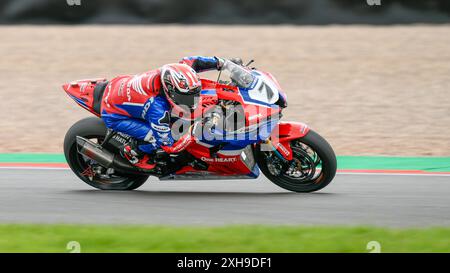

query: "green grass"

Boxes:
[2, 154, 450, 172]
[0, 224, 449, 253]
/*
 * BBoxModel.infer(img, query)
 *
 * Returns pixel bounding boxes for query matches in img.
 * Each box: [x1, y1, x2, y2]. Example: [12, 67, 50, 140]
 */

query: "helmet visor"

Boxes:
[169, 86, 201, 110]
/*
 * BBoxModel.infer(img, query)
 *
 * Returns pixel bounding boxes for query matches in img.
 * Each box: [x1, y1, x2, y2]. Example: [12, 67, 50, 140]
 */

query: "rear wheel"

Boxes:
[63, 117, 149, 190]
[256, 130, 337, 193]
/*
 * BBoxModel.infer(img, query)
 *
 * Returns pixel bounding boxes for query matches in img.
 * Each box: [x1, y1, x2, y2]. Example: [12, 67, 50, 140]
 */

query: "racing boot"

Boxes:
[133, 154, 156, 170]
[121, 141, 156, 170]
[121, 140, 141, 164]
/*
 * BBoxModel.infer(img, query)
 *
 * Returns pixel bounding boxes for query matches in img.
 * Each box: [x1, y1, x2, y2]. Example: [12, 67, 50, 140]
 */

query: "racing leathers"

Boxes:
[100, 56, 220, 155]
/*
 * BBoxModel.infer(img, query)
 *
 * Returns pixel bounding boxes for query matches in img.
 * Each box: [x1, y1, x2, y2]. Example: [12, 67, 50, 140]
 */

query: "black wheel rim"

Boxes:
[73, 135, 131, 185]
[264, 140, 323, 185]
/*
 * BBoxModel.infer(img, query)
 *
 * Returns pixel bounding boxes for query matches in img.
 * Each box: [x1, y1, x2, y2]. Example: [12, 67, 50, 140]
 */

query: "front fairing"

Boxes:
[194, 61, 286, 148]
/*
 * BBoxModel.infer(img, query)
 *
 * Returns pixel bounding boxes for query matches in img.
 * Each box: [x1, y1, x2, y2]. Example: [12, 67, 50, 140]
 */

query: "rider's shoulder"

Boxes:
[152, 95, 170, 107]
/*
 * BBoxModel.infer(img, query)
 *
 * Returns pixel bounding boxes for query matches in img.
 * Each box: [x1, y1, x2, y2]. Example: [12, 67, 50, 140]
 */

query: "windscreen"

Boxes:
[221, 60, 255, 88]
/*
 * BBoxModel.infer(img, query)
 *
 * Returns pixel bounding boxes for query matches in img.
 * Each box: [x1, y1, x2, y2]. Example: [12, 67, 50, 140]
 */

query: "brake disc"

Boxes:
[266, 154, 282, 176]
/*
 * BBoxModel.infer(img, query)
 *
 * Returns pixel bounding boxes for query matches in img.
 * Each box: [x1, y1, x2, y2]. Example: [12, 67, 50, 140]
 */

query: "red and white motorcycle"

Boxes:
[63, 59, 336, 192]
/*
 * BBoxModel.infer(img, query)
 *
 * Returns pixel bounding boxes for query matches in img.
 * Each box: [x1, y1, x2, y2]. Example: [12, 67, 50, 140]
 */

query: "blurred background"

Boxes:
[1, 0, 450, 24]
[0, 0, 449, 156]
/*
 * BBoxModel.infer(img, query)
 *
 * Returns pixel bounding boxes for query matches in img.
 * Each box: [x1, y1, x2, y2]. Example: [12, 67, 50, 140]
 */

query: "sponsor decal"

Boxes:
[112, 134, 128, 145]
[112, 132, 131, 145]
[277, 142, 290, 157]
[151, 123, 171, 132]
[200, 156, 237, 163]
[118, 80, 125, 96]
[171, 134, 192, 152]
[126, 81, 132, 101]
[300, 124, 308, 134]
[141, 99, 152, 119]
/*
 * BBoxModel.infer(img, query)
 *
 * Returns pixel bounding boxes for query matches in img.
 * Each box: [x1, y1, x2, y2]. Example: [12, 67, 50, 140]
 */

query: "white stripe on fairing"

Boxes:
[193, 142, 247, 155]
[122, 102, 144, 106]
[217, 149, 245, 156]
[237, 91, 272, 108]
[195, 140, 214, 148]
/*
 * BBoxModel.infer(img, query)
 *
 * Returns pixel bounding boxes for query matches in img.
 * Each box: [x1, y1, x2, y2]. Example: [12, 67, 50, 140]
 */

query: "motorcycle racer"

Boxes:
[101, 56, 223, 166]
[63, 57, 337, 193]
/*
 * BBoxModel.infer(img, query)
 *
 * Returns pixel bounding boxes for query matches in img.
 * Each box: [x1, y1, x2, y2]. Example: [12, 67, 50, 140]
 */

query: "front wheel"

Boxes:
[64, 117, 149, 190]
[255, 130, 337, 193]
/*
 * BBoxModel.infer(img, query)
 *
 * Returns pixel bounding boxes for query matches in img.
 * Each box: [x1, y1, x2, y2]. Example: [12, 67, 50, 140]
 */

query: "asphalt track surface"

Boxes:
[1, 169, 449, 227]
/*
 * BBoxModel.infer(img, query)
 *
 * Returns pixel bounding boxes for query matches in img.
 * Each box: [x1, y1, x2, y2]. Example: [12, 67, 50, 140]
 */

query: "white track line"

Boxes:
[0, 167, 69, 171]
[338, 172, 450, 177]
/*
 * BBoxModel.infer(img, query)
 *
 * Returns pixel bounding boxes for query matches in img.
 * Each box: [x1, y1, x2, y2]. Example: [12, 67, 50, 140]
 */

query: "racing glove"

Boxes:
[215, 57, 243, 70]
[160, 124, 196, 154]
[215, 56, 225, 70]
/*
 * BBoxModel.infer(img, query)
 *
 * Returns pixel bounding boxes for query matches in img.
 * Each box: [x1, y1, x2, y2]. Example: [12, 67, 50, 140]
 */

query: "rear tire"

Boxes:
[64, 117, 149, 190]
[256, 130, 337, 193]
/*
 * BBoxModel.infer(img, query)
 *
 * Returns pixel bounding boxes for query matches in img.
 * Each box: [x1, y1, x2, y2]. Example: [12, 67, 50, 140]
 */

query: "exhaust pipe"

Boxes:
[76, 136, 151, 174]
[76, 136, 114, 168]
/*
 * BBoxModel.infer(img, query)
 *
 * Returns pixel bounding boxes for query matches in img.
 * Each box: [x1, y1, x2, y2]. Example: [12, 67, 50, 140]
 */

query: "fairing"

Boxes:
[63, 61, 307, 179]
[62, 78, 107, 117]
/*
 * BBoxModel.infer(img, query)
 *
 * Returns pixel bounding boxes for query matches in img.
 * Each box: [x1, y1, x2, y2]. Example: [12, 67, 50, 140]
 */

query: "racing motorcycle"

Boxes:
[62, 59, 336, 192]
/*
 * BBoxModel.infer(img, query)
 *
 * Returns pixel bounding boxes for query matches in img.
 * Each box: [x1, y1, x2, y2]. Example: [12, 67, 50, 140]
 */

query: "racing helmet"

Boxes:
[160, 63, 202, 113]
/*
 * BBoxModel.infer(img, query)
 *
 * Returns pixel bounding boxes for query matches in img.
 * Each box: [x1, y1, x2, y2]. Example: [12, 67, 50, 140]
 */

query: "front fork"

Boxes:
[259, 140, 298, 176]
[265, 121, 310, 161]
[260, 140, 290, 163]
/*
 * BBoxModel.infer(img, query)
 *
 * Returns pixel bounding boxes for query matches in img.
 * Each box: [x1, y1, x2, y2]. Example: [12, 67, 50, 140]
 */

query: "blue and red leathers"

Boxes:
[101, 56, 219, 154]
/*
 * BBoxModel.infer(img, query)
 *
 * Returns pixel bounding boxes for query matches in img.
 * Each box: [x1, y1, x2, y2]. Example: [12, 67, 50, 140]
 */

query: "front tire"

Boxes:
[64, 117, 149, 190]
[256, 130, 337, 193]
